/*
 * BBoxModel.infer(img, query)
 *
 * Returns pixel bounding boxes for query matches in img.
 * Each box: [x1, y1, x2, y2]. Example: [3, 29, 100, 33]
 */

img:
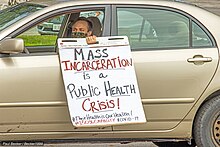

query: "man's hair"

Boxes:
[73, 17, 93, 32]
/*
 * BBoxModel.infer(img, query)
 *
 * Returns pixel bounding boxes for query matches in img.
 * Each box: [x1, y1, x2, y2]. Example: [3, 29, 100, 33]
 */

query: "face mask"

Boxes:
[72, 32, 87, 38]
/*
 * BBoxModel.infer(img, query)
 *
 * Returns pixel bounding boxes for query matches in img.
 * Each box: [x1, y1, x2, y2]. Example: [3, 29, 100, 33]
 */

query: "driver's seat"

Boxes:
[88, 16, 102, 37]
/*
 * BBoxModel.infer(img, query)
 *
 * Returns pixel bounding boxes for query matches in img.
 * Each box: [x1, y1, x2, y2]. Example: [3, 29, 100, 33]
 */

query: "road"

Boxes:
[44, 141, 157, 147]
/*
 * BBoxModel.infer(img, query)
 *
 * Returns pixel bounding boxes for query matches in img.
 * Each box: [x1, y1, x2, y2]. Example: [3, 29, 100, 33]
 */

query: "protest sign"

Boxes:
[58, 36, 146, 127]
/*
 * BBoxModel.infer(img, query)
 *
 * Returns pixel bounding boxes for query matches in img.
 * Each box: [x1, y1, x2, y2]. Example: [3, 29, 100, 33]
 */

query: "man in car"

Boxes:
[72, 17, 97, 44]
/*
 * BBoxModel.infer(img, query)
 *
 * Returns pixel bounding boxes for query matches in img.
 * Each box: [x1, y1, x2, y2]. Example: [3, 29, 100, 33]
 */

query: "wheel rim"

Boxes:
[214, 114, 220, 145]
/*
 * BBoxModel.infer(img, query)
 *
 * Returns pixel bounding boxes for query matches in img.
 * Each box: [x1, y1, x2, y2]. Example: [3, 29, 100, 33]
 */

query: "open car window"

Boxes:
[16, 14, 66, 53]
[14, 9, 105, 54]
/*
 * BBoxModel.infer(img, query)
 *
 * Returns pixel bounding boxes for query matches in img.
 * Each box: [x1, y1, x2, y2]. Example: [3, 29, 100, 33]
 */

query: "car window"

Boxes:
[117, 7, 214, 50]
[117, 9, 158, 49]
[14, 9, 105, 54]
[16, 14, 65, 53]
[192, 21, 213, 47]
[117, 8, 190, 49]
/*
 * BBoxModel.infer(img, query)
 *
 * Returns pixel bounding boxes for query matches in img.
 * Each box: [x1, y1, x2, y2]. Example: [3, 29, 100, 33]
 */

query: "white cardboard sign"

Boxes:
[58, 36, 146, 127]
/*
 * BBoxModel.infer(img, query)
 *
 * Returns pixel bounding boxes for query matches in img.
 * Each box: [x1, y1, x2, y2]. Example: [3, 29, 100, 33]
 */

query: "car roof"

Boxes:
[40, 0, 190, 11]
[19, 0, 203, 23]
[24, 0, 212, 21]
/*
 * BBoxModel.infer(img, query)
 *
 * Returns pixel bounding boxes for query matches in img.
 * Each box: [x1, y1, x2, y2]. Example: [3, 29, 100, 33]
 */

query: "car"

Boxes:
[0, 0, 220, 146]
[37, 15, 64, 35]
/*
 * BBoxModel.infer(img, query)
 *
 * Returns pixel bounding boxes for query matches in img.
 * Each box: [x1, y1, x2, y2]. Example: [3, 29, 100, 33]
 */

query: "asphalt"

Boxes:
[44, 141, 157, 147]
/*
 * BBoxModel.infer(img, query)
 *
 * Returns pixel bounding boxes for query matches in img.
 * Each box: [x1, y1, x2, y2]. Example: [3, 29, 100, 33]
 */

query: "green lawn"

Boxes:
[17, 35, 57, 46]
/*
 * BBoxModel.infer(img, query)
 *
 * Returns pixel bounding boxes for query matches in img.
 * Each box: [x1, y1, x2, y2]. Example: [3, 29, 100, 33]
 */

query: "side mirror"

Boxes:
[0, 38, 24, 54]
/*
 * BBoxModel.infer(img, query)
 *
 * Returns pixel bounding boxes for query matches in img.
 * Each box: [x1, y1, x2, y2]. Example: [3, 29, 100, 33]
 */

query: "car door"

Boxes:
[111, 5, 219, 131]
[0, 5, 112, 133]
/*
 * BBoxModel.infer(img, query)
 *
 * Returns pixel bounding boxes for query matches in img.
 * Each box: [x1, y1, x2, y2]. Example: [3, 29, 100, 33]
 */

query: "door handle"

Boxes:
[187, 55, 212, 65]
[187, 57, 212, 62]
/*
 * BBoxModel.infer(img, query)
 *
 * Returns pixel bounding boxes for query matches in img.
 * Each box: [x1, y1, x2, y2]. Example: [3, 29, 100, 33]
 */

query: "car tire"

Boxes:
[153, 141, 196, 147]
[193, 95, 220, 147]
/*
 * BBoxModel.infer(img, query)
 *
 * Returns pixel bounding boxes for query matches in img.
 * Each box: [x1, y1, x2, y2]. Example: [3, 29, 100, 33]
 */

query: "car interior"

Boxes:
[64, 12, 103, 38]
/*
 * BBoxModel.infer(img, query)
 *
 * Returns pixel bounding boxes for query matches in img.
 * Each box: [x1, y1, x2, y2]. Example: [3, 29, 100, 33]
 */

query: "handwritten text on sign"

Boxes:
[58, 36, 146, 127]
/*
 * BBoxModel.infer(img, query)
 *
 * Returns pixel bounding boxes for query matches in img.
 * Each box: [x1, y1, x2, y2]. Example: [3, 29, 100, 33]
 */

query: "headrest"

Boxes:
[168, 21, 189, 36]
[87, 16, 102, 37]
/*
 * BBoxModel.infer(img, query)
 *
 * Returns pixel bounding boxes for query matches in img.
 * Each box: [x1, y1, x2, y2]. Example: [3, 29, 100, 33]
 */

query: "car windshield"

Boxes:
[0, 3, 46, 32]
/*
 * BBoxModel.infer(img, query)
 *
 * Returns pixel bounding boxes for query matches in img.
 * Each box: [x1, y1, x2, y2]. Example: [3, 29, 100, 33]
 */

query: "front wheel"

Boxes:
[193, 95, 220, 147]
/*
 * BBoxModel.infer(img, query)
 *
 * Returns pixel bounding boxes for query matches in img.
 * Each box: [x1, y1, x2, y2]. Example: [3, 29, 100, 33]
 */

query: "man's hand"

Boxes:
[86, 35, 97, 44]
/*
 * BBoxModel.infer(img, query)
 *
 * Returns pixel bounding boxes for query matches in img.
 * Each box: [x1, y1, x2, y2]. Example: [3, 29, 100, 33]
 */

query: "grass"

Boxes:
[17, 35, 57, 46]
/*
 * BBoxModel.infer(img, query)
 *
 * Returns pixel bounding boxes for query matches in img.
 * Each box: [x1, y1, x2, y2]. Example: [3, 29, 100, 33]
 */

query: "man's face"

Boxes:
[72, 20, 92, 38]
